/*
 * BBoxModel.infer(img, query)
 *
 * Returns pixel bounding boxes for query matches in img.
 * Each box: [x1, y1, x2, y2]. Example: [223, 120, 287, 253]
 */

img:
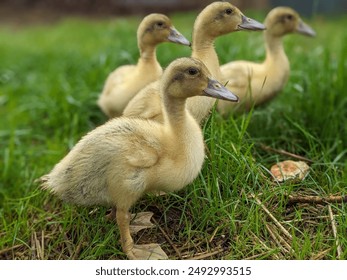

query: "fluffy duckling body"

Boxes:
[40, 57, 238, 260]
[123, 2, 265, 124]
[97, 13, 190, 118]
[218, 7, 316, 115]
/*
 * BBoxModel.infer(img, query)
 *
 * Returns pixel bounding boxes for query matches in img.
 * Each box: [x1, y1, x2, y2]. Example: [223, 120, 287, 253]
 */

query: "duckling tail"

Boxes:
[34, 175, 51, 190]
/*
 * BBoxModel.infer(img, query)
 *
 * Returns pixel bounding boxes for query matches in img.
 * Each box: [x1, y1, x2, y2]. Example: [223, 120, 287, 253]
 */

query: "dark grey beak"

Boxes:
[203, 78, 239, 102]
[238, 14, 266, 31]
[296, 20, 316, 37]
[168, 27, 191, 46]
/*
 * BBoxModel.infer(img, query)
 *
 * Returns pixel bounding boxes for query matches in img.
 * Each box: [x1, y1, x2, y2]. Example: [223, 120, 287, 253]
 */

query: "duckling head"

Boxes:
[137, 13, 190, 50]
[161, 57, 239, 102]
[265, 7, 316, 37]
[194, 2, 265, 39]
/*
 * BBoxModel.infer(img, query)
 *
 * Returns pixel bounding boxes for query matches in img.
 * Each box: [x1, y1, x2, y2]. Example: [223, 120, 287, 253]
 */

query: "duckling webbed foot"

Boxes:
[116, 208, 168, 259]
[131, 244, 168, 260]
[123, 240, 168, 260]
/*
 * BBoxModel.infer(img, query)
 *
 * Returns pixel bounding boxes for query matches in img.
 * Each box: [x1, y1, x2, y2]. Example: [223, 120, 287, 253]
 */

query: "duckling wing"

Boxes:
[221, 61, 251, 97]
[101, 117, 162, 168]
[124, 131, 160, 168]
[218, 61, 265, 115]
[123, 81, 163, 122]
[98, 65, 143, 117]
[102, 65, 135, 97]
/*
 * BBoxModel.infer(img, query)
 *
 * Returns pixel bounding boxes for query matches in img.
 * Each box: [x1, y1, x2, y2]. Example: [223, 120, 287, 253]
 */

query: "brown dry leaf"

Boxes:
[270, 160, 310, 182]
[130, 212, 155, 234]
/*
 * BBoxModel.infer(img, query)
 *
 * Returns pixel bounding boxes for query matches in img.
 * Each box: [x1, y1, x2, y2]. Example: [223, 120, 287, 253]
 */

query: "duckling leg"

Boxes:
[116, 208, 136, 259]
[107, 207, 154, 233]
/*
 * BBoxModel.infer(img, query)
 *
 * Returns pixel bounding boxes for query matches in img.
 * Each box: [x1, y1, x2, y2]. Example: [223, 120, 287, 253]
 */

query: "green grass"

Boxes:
[0, 11, 346, 260]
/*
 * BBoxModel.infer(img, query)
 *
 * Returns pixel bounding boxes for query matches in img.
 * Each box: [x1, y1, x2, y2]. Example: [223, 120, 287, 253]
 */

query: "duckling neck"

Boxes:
[261, 31, 290, 101]
[162, 95, 188, 130]
[189, 32, 219, 123]
[192, 32, 221, 80]
[264, 32, 287, 63]
[138, 44, 158, 65]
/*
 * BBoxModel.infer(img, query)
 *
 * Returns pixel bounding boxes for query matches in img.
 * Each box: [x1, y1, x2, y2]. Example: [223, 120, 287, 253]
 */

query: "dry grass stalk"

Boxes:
[265, 223, 289, 254]
[51, 248, 68, 260]
[152, 217, 182, 259]
[250, 231, 280, 260]
[310, 248, 331, 260]
[58, 225, 73, 257]
[288, 195, 347, 205]
[259, 144, 314, 163]
[267, 223, 293, 253]
[72, 240, 84, 260]
[41, 230, 45, 259]
[30, 232, 36, 259]
[244, 251, 276, 260]
[208, 226, 220, 243]
[32, 231, 44, 260]
[181, 251, 194, 259]
[0, 244, 24, 256]
[180, 238, 205, 251]
[251, 193, 293, 241]
[189, 247, 225, 260]
[328, 205, 343, 259]
[283, 214, 342, 223]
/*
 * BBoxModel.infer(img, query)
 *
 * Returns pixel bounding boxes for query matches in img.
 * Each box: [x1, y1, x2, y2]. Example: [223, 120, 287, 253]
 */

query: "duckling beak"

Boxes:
[168, 27, 191, 46]
[203, 78, 239, 102]
[296, 20, 316, 37]
[238, 14, 266, 31]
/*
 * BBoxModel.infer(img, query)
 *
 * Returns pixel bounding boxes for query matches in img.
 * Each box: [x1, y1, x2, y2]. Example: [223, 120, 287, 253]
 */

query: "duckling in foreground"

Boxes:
[97, 13, 190, 118]
[217, 7, 316, 116]
[123, 1, 265, 124]
[39, 57, 238, 260]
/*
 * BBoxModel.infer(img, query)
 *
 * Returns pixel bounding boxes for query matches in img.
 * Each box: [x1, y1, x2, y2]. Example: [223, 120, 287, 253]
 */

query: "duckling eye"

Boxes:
[286, 14, 293, 20]
[225, 8, 233, 15]
[188, 68, 198, 76]
[156, 21, 164, 28]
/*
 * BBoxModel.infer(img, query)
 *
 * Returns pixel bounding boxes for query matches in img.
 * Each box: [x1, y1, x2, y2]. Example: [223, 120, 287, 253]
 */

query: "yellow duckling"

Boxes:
[97, 13, 190, 118]
[123, 1, 265, 124]
[39, 57, 238, 260]
[217, 7, 316, 115]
